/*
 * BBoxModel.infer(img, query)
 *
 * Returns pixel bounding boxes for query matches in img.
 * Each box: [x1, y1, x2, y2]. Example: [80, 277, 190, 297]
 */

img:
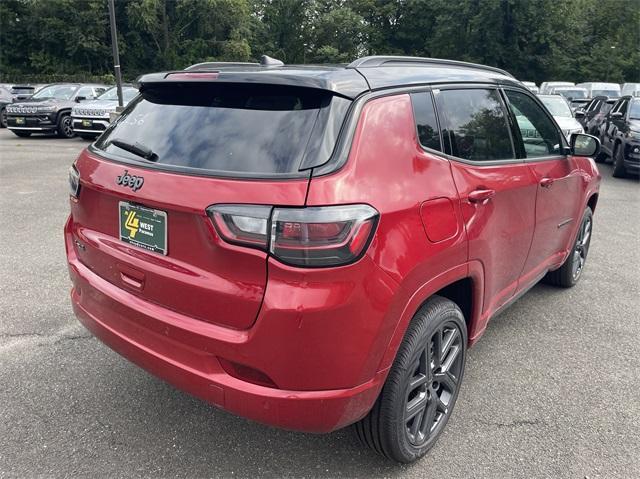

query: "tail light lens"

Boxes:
[207, 204, 378, 267]
[207, 205, 271, 249]
[69, 164, 80, 198]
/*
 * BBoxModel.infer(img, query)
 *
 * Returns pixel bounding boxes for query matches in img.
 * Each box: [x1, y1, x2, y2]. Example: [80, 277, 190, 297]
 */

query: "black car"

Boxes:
[6, 83, 108, 138]
[575, 96, 616, 137]
[10, 84, 36, 100]
[0, 86, 13, 128]
[599, 96, 640, 177]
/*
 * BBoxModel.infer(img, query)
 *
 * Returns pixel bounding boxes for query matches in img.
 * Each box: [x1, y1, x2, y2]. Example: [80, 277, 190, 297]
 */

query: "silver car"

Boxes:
[71, 86, 138, 139]
[538, 94, 584, 139]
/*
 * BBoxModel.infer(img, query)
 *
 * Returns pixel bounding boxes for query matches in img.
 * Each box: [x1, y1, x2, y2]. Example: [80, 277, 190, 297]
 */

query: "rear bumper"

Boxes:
[65, 216, 392, 433]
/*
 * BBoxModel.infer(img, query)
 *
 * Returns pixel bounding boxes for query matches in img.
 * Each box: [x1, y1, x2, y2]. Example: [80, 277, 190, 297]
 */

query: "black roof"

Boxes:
[138, 55, 520, 100]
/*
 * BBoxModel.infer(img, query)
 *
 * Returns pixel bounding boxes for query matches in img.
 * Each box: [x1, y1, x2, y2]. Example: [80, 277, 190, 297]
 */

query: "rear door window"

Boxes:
[410, 92, 441, 151]
[436, 88, 514, 161]
[94, 83, 347, 177]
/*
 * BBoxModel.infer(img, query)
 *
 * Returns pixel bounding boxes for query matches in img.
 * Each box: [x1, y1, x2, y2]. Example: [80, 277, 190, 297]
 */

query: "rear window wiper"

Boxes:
[109, 139, 158, 162]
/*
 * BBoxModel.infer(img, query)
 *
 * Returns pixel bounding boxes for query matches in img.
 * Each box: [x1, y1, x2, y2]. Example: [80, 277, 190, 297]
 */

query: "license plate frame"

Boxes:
[82, 119, 92, 128]
[118, 201, 168, 255]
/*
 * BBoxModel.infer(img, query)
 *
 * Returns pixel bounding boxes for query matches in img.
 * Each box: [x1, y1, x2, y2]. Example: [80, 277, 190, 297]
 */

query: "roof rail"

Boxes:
[347, 56, 514, 78]
[184, 61, 259, 71]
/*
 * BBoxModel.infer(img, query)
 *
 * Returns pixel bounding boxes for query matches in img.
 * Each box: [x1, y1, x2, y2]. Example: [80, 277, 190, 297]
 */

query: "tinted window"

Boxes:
[411, 92, 441, 151]
[437, 89, 514, 161]
[95, 83, 343, 176]
[505, 90, 562, 158]
[615, 99, 629, 116]
[592, 90, 620, 98]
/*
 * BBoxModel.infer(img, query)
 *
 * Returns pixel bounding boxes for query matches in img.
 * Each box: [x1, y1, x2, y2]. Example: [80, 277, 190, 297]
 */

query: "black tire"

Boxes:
[56, 113, 75, 138]
[353, 295, 467, 463]
[11, 130, 31, 137]
[0, 107, 7, 128]
[544, 207, 593, 288]
[612, 143, 627, 178]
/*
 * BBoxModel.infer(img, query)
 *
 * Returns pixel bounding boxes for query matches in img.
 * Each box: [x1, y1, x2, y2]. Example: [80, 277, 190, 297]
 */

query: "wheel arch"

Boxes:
[587, 192, 598, 213]
[376, 263, 485, 374]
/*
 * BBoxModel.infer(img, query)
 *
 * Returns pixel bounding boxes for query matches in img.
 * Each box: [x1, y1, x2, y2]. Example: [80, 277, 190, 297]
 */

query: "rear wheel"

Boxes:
[612, 144, 627, 178]
[353, 296, 467, 463]
[56, 113, 75, 138]
[544, 207, 593, 288]
[11, 130, 31, 138]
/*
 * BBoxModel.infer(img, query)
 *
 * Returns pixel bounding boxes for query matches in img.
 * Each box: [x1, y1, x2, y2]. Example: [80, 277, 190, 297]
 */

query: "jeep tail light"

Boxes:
[207, 205, 271, 249]
[207, 204, 378, 267]
[270, 205, 378, 267]
[69, 164, 81, 198]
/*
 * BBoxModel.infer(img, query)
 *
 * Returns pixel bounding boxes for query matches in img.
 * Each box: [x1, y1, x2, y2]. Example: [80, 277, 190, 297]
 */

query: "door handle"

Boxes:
[468, 189, 496, 204]
[540, 177, 555, 188]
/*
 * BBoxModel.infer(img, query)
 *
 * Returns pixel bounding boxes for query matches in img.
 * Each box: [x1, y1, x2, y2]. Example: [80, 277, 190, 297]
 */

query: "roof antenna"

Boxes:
[260, 55, 284, 67]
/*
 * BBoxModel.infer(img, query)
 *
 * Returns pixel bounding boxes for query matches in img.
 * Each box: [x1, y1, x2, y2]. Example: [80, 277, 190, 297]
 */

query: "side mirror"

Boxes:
[574, 109, 586, 118]
[570, 133, 600, 157]
[75, 96, 87, 102]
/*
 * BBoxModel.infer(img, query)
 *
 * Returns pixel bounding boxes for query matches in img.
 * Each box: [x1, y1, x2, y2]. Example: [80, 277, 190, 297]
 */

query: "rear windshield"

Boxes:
[592, 90, 620, 98]
[94, 83, 347, 177]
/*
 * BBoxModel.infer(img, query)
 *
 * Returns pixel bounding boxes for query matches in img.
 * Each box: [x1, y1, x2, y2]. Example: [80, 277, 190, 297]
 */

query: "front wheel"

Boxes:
[56, 113, 75, 138]
[612, 144, 627, 178]
[353, 296, 467, 463]
[544, 206, 593, 288]
[0, 107, 7, 128]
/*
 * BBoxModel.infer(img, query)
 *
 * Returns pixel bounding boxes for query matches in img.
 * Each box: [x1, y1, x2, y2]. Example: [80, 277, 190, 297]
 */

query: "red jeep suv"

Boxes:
[65, 56, 601, 463]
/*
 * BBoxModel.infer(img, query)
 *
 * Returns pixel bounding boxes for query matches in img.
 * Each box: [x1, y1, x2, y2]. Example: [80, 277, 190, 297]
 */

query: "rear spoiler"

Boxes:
[137, 68, 370, 100]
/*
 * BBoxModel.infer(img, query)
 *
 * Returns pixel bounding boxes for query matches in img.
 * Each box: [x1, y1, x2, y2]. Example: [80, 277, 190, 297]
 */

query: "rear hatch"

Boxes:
[69, 78, 350, 329]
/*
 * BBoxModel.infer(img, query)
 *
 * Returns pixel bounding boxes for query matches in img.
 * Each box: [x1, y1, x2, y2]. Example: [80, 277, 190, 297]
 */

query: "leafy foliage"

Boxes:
[0, 0, 638, 82]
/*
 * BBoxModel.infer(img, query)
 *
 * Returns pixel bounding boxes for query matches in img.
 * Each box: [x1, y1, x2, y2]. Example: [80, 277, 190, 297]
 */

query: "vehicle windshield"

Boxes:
[592, 90, 620, 98]
[557, 89, 587, 99]
[629, 99, 640, 120]
[540, 97, 573, 117]
[32, 84, 78, 100]
[98, 87, 138, 102]
[94, 83, 347, 176]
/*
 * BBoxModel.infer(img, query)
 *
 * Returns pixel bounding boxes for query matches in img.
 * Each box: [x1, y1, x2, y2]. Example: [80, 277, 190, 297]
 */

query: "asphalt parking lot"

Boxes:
[0, 127, 639, 478]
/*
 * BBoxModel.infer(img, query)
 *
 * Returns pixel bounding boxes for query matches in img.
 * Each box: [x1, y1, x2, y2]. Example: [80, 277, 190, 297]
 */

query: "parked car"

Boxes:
[599, 96, 640, 177]
[65, 55, 601, 464]
[575, 96, 616, 136]
[621, 83, 640, 97]
[576, 82, 621, 99]
[551, 86, 588, 101]
[6, 83, 108, 138]
[521, 81, 539, 93]
[9, 84, 36, 100]
[540, 81, 574, 94]
[0, 86, 13, 128]
[71, 85, 139, 139]
[538, 94, 584, 139]
[569, 98, 590, 113]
